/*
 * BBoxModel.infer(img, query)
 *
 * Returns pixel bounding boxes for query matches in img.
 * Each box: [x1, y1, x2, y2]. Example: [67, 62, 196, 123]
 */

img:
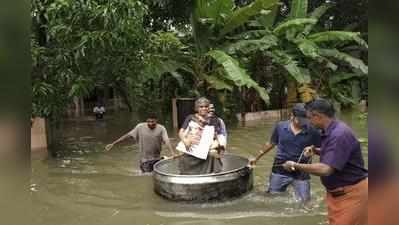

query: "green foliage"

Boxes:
[31, 0, 368, 122]
[143, 32, 188, 81]
[219, 0, 279, 37]
[268, 50, 311, 83]
[328, 72, 365, 85]
[158, 0, 282, 106]
[302, 3, 332, 35]
[31, 0, 176, 118]
[226, 0, 369, 106]
[208, 50, 270, 102]
[225, 35, 278, 54]
[257, 4, 280, 27]
[202, 74, 234, 91]
[308, 3, 332, 20]
[273, 18, 317, 37]
[308, 31, 369, 48]
[288, 0, 308, 19]
[318, 49, 368, 74]
[195, 0, 234, 25]
[31, 0, 136, 114]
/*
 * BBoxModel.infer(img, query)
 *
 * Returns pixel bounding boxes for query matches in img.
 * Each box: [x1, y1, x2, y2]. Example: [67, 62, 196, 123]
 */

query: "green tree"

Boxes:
[32, 0, 150, 118]
[153, 0, 280, 103]
[223, 0, 368, 106]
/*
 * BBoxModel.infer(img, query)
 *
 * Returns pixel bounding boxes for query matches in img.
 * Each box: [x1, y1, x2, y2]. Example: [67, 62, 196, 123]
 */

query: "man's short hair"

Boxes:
[147, 113, 158, 120]
[305, 98, 335, 118]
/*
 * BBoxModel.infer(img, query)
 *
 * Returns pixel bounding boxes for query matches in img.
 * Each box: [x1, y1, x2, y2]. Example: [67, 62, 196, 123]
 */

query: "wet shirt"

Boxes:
[319, 120, 368, 190]
[270, 120, 321, 179]
[128, 123, 170, 162]
[218, 118, 227, 138]
[181, 114, 223, 135]
[93, 106, 105, 114]
[179, 115, 224, 174]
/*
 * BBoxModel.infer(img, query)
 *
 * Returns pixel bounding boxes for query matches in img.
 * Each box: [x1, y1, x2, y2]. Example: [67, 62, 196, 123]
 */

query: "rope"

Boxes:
[273, 148, 312, 168]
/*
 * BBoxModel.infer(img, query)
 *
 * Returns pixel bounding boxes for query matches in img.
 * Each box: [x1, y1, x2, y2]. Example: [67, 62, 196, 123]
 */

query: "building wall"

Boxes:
[236, 109, 288, 122]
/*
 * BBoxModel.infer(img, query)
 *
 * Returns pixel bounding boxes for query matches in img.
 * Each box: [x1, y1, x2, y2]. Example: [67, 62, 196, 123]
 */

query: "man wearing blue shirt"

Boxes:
[283, 99, 368, 225]
[250, 103, 321, 204]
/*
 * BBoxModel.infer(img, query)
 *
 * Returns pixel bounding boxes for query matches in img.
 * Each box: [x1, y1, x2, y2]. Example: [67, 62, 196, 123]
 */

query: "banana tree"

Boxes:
[224, 0, 368, 106]
[146, 0, 279, 107]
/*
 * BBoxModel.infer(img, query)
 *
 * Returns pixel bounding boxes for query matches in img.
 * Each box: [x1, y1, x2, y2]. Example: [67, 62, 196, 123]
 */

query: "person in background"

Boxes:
[105, 113, 176, 173]
[208, 103, 227, 144]
[93, 102, 106, 120]
[282, 99, 368, 225]
[250, 103, 321, 204]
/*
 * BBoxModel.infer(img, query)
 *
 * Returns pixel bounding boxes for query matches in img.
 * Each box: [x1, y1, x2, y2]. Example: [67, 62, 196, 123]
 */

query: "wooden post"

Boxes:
[31, 117, 48, 151]
[74, 96, 80, 117]
[172, 98, 178, 134]
[80, 97, 85, 116]
[113, 92, 119, 111]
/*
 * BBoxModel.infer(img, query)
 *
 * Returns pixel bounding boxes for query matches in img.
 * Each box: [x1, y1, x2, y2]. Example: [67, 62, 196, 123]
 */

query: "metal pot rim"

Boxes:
[153, 154, 250, 178]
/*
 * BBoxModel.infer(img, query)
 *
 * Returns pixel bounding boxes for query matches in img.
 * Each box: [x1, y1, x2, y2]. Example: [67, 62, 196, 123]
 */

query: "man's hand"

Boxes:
[249, 159, 257, 167]
[209, 149, 221, 158]
[282, 161, 296, 172]
[163, 153, 183, 160]
[105, 144, 114, 152]
[210, 140, 219, 150]
[191, 135, 200, 145]
[303, 145, 315, 158]
[162, 155, 172, 160]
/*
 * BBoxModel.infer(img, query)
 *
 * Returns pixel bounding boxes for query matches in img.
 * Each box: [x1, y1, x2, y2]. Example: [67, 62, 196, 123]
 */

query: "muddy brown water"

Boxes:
[31, 111, 367, 225]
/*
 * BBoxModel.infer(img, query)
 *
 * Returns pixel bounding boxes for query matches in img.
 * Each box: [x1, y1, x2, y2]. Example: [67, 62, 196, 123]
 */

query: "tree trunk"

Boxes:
[240, 88, 247, 127]
[286, 79, 298, 108]
[80, 97, 85, 116]
[115, 83, 133, 112]
[73, 96, 80, 117]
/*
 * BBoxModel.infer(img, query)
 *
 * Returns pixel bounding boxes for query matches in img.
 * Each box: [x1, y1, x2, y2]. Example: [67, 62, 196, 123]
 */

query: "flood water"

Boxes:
[31, 111, 368, 225]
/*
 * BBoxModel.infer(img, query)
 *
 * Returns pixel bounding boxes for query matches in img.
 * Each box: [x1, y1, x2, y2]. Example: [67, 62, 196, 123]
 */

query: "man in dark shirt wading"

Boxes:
[250, 103, 321, 204]
[283, 99, 368, 225]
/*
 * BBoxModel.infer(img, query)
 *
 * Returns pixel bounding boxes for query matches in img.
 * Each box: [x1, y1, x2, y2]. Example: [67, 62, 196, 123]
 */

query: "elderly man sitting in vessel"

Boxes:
[176, 97, 227, 175]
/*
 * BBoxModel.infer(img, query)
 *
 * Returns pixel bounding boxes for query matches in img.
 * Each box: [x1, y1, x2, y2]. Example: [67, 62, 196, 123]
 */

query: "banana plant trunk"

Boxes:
[286, 79, 298, 109]
[240, 88, 247, 127]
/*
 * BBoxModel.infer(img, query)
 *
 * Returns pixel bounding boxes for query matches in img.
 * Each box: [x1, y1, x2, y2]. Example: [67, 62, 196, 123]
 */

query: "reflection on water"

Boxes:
[31, 111, 367, 225]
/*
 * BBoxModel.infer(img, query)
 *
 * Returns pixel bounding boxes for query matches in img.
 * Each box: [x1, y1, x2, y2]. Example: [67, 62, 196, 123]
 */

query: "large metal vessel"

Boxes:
[153, 154, 253, 202]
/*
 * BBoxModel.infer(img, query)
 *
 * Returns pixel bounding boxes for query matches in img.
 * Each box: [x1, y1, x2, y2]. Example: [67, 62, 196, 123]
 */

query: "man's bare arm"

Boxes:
[249, 143, 275, 165]
[105, 133, 132, 151]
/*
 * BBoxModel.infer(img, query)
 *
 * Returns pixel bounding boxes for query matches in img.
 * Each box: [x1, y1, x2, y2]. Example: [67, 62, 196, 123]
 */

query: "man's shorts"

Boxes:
[268, 172, 311, 203]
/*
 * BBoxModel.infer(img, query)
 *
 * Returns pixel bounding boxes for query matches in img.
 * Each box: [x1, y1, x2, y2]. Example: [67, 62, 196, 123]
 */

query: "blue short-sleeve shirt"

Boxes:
[270, 120, 321, 179]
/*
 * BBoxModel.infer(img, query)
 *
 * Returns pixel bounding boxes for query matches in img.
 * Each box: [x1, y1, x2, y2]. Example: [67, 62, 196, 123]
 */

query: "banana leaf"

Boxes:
[208, 50, 270, 103]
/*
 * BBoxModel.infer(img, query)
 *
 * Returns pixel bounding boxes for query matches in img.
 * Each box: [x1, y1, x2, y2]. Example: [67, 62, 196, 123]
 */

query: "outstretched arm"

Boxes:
[105, 133, 132, 151]
[162, 129, 177, 156]
[249, 143, 275, 166]
[283, 161, 335, 176]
